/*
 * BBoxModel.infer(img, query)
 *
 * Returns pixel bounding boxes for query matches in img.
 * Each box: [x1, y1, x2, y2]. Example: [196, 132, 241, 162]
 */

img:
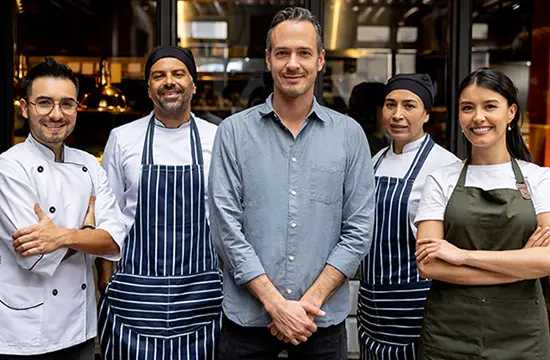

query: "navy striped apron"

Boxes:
[98, 114, 223, 360]
[358, 135, 434, 360]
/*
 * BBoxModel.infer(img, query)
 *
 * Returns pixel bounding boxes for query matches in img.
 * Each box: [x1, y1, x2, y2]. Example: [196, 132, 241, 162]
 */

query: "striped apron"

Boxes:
[98, 114, 223, 360]
[358, 135, 434, 360]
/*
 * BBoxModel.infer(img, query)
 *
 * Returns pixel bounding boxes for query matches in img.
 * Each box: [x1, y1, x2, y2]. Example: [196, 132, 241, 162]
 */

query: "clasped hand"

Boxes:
[266, 298, 325, 345]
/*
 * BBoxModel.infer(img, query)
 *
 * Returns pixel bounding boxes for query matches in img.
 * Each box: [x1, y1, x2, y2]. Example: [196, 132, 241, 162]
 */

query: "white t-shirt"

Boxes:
[373, 135, 459, 236]
[415, 159, 550, 225]
[102, 112, 218, 232]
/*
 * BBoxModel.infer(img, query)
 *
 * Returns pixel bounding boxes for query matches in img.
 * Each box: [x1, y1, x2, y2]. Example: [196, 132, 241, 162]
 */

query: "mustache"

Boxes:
[158, 85, 184, 95]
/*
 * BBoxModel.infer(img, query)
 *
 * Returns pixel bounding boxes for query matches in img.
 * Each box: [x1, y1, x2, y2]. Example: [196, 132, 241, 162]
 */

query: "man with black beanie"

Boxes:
[97, 46, 222, 359]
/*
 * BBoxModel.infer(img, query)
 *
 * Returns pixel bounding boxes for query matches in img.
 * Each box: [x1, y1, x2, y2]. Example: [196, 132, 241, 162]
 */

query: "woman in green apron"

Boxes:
[414, 67, 550, 359]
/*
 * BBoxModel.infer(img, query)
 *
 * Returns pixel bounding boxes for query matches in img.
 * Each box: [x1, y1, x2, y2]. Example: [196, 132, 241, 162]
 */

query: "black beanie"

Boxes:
[385, 73, 435, 110]
[144, 46, 197, 83]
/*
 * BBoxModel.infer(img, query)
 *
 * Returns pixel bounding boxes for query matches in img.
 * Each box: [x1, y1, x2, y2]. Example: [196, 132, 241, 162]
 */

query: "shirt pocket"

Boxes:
[0, 283, 44, 346]
[309, 160, 345, 205]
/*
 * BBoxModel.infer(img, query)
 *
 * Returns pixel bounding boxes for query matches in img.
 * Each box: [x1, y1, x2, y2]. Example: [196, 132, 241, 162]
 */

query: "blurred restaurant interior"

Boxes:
[2, 0, 549, 164]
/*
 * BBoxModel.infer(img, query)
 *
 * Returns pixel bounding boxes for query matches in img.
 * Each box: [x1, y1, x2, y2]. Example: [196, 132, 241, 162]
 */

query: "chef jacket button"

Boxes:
[49, 206, 56, 214]
[37, 166, 44, 173]
[82, 166, 88, 172]
[81, 284, 87, 290]
[52, 289, 58, 296]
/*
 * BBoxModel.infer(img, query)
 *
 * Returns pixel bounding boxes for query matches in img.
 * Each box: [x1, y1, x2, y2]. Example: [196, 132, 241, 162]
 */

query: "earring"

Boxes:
[508, 124, 512, 131]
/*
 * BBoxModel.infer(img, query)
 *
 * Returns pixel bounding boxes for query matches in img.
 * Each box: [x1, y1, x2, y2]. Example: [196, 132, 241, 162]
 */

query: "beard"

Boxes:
[155, 84, 192, 113]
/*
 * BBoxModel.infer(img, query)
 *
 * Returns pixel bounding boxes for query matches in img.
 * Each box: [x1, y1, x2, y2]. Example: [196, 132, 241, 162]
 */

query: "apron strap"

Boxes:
[190, 114, 204, 166]
[403, 134, 435, 180]
[456, 158, 470, 187]
[141, 113, 156, 165]
[141, 113, 203, 166]
[511, 157, 526, 184]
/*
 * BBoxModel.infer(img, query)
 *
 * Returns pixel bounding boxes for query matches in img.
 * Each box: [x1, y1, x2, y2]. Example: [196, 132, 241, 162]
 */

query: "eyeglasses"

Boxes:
[28, 98, 79, 116]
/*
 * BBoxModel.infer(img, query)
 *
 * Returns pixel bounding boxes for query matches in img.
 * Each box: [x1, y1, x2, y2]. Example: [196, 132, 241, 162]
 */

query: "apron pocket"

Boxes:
[105, 273, 170, 337]
[167, 270, 223, 336]
[422, 292, 482, 356]
[481, 297, 545, 359]
[0, 284, 44, 346]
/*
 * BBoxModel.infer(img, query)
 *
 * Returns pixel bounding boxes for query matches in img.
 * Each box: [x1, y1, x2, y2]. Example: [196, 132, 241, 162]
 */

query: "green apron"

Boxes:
[418, 158, 550, 359]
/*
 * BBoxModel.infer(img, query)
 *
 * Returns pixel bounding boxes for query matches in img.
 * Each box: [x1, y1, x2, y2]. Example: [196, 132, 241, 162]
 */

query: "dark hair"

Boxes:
[457, 67, 532, 162]
[22, 57, 79, 99]
[266, 7, 323, 54]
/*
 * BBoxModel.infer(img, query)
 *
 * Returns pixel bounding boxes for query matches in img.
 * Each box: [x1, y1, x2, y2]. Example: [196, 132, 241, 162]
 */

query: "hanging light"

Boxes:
[13, 54, 28, 106]
[79, 58, 128, 113]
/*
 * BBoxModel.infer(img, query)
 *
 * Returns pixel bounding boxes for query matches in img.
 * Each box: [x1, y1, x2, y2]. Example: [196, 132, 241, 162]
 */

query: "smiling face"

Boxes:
[459, 84, 516, 153]
[20, 77, 77, 150]
[266, 20, 325, 99]
[382, 89, 429, 145]
[148, 57, 196, 114]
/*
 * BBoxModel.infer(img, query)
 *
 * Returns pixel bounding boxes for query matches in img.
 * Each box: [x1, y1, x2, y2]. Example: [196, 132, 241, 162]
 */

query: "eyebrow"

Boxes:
[152, 68, 187, 73]
[385, 98, 418, 103]
[459, 99, 501, 105]
[273, 46, 314, 52]
[34, 95, 77, 102]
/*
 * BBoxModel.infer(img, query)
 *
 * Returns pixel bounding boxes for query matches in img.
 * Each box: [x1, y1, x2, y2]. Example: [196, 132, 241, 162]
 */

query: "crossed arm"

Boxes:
[416, 213, 550, 285]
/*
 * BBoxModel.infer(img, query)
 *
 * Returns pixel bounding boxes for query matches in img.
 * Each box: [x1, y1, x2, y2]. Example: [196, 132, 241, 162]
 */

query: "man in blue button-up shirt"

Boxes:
[209, 7, 375, 359]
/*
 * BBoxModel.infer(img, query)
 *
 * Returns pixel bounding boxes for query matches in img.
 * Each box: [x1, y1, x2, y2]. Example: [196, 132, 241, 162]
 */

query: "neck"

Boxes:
[470, 142, 511, 165]
[154, 106, 191, 128]
[392, 132, 424, 155]
[272, 88, 314, 125]
[32, 134, 64, 162]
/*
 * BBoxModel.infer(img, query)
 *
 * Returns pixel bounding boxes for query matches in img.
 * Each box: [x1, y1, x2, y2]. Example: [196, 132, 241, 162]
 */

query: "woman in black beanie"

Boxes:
[357, 73, 458, 359]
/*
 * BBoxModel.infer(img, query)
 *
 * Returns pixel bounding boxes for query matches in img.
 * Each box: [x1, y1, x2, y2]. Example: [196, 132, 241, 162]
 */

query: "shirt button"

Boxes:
[81, 284, 87, 290]
[291, 223, 297, 228]
[52, 289, 58, 296]
[286, 289, 292, 295]
[481, 298, 486, 304]
[37, 166, 44, 173]
[49, 206, 56, 213]
[290, 190, 297, 196]
[291, 157, 297, 162]
[289, 255, 295, 261]
[82, 166, 88, 172]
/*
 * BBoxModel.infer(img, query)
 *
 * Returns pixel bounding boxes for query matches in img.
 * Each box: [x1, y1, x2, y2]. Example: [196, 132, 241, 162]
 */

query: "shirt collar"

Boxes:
[258, 93, 328, 122]
[389, 134, 426, 155]
[26, 134, 66, 162]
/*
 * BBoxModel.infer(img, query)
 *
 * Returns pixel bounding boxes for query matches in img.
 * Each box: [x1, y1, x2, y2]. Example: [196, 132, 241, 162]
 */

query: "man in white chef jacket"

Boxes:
[0, 57, 126, 359]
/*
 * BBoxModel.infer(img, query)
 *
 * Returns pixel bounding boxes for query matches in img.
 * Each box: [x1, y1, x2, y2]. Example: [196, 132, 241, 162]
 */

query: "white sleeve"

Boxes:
[93, 162, 127, 261]
[0, 160, 66, 276]
[101, 130, 126, 212]
[414, 172, 448, 225]
[530, 167, 550, 215]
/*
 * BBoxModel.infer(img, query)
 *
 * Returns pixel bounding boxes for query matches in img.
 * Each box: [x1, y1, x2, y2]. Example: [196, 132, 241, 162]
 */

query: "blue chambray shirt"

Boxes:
[208, 94, 375, 327]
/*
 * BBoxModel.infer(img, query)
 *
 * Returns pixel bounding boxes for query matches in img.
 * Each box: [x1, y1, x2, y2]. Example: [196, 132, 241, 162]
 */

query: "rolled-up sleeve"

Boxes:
[326, 121, 375, 278]
[93, 162, 127, 261]
[0, 160, 66, 277]
[208, 120, 265, 285]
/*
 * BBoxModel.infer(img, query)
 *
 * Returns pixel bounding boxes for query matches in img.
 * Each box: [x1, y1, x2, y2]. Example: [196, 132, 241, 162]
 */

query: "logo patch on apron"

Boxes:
[516, 182, 531, 200]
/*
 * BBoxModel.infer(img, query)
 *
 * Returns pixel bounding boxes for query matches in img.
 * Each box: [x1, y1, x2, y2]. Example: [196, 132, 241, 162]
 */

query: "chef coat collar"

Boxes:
[152, 111, 195, 129]
[389, 134, 426, 156]
[26, 134, 67, 162]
